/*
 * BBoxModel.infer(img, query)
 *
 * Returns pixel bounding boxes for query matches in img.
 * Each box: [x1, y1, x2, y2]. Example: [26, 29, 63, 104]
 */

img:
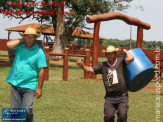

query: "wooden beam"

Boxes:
[136, 26, 143, 48]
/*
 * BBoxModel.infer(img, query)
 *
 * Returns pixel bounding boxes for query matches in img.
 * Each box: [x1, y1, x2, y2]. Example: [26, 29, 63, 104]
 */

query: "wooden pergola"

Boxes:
[5, 23, 105, 44]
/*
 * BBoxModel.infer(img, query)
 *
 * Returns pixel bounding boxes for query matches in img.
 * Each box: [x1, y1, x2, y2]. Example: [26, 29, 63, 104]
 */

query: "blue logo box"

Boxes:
[2, 108, 26, 121]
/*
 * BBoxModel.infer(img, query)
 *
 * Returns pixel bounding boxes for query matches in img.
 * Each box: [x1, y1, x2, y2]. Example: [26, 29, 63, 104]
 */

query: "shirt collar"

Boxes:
[23, 43, 37, 50]
[107, 59, 117, 67]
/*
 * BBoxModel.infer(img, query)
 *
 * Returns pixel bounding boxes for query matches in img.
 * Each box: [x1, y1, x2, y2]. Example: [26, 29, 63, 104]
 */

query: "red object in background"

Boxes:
[0, 39, 8, 51]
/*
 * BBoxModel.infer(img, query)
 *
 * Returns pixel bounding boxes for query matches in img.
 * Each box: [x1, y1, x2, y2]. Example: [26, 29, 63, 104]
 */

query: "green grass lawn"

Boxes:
[0, 62, 163, 122]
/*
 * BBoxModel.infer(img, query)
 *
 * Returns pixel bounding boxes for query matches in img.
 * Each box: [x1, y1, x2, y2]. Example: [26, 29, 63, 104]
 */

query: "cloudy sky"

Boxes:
[0, 0, 162, 42]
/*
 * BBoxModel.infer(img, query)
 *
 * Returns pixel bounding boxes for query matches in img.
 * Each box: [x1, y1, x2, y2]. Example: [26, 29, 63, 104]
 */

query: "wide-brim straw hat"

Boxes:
[102, 46, 120, 53]
[19, 27, 41, 38]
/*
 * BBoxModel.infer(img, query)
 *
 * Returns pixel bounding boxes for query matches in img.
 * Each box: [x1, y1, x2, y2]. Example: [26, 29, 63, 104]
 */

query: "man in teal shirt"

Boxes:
[6, 27, 47, 122]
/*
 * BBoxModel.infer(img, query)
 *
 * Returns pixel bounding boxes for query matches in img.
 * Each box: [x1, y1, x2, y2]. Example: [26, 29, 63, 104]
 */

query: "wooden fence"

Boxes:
[44, 47, 91, 81]
[0, 39, 7, 51]
[0, 40, 162, 81]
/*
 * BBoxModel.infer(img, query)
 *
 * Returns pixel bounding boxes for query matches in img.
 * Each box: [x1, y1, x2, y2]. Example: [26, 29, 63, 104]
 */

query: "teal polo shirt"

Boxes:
[6, 43, 47, 90]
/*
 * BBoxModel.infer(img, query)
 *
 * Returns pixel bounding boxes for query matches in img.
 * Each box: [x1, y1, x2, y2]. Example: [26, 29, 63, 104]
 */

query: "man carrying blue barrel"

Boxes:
[76, 46, 134, 122]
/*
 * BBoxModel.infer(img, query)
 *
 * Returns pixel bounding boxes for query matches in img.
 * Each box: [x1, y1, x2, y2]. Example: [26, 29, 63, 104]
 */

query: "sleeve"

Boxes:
[37, 49, 47, 68]
[11, 44, 21, 52]
[120, 55, 127, 65]
[123, 56, 128, 65]
[91, 62, 103, 74]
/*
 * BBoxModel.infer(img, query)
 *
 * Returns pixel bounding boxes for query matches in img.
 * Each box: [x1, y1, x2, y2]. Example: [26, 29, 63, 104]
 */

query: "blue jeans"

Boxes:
[11, 84, 35, 122]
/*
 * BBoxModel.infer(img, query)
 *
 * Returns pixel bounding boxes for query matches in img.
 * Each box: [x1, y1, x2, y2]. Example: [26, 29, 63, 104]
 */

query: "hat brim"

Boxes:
[19, 32, 41, 38]
[102, 48, 120, 54]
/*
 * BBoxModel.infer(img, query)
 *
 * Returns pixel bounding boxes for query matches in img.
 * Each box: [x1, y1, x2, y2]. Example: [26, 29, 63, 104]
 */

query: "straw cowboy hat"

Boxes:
[19, 27, 41, 38]
[103, 46, 120, 53]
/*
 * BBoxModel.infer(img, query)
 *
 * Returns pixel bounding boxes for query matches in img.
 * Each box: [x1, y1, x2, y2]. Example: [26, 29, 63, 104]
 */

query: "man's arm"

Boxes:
[76, 59, 94, 73]
[35, 68, 45, 99]
[123, 49, 134, 64]
[7, 38, 25, 50]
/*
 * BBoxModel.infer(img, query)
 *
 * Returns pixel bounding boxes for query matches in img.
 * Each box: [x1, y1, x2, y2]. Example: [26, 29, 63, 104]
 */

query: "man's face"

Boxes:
[23, 34, 36, 46]
[105, 52, 117, 62]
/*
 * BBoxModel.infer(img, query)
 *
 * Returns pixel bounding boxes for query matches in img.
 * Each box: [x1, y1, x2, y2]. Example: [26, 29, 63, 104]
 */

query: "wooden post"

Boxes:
[8, 31, 11, 40]
[43, 34, 46, 46]
[84, 49, 90, 79]
[92, 21, 101, 79]
[136, 26, 143, 48]
[72, 44, 74, 54]
[63, 48, 69, 81]
[44, 46, 50, 81]
[88, 39, 90, 45]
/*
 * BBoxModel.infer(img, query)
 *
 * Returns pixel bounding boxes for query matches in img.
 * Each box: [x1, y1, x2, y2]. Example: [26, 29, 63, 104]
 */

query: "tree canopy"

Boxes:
[0, 0, 133, 35]
[0, 0, 134, 56]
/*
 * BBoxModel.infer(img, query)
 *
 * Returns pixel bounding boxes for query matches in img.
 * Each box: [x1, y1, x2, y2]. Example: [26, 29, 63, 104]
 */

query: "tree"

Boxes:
[0, 0, 133, 58]
[51, 0, 65, 60]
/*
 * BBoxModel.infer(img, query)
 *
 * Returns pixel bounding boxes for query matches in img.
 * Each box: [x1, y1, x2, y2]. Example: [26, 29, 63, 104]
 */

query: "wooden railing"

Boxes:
[43, 43, 162, 81]
[0, 40, 162, 81]
[44, 47, 91, 81]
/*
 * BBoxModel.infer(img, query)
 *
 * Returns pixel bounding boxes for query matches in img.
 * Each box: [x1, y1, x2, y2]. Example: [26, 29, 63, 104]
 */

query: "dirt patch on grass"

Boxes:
[0, 61, 10, 66]
[143, 86, 163, 92]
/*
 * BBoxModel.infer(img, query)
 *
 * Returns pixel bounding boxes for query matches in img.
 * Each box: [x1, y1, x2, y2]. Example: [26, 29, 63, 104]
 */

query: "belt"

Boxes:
[106, 93, 128, 98]
[120, 93, 128, 97]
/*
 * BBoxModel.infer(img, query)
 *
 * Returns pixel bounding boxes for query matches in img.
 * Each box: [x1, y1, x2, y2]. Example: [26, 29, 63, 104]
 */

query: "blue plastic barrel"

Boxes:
[125, 48, 155, 92]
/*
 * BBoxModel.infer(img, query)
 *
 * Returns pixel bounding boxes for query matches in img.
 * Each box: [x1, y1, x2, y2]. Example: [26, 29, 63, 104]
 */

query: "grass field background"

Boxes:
[0, 52, 163, 122]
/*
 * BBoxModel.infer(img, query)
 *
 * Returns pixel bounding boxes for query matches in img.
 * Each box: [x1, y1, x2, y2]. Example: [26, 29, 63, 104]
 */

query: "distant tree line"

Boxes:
[102, 39, 163, 49]
[70, 38, 163, 50]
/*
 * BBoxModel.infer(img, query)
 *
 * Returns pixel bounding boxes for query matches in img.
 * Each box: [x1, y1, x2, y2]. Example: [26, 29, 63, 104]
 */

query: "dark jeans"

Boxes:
[11, 84, 35, 122]
[104, 96, 129, 122]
